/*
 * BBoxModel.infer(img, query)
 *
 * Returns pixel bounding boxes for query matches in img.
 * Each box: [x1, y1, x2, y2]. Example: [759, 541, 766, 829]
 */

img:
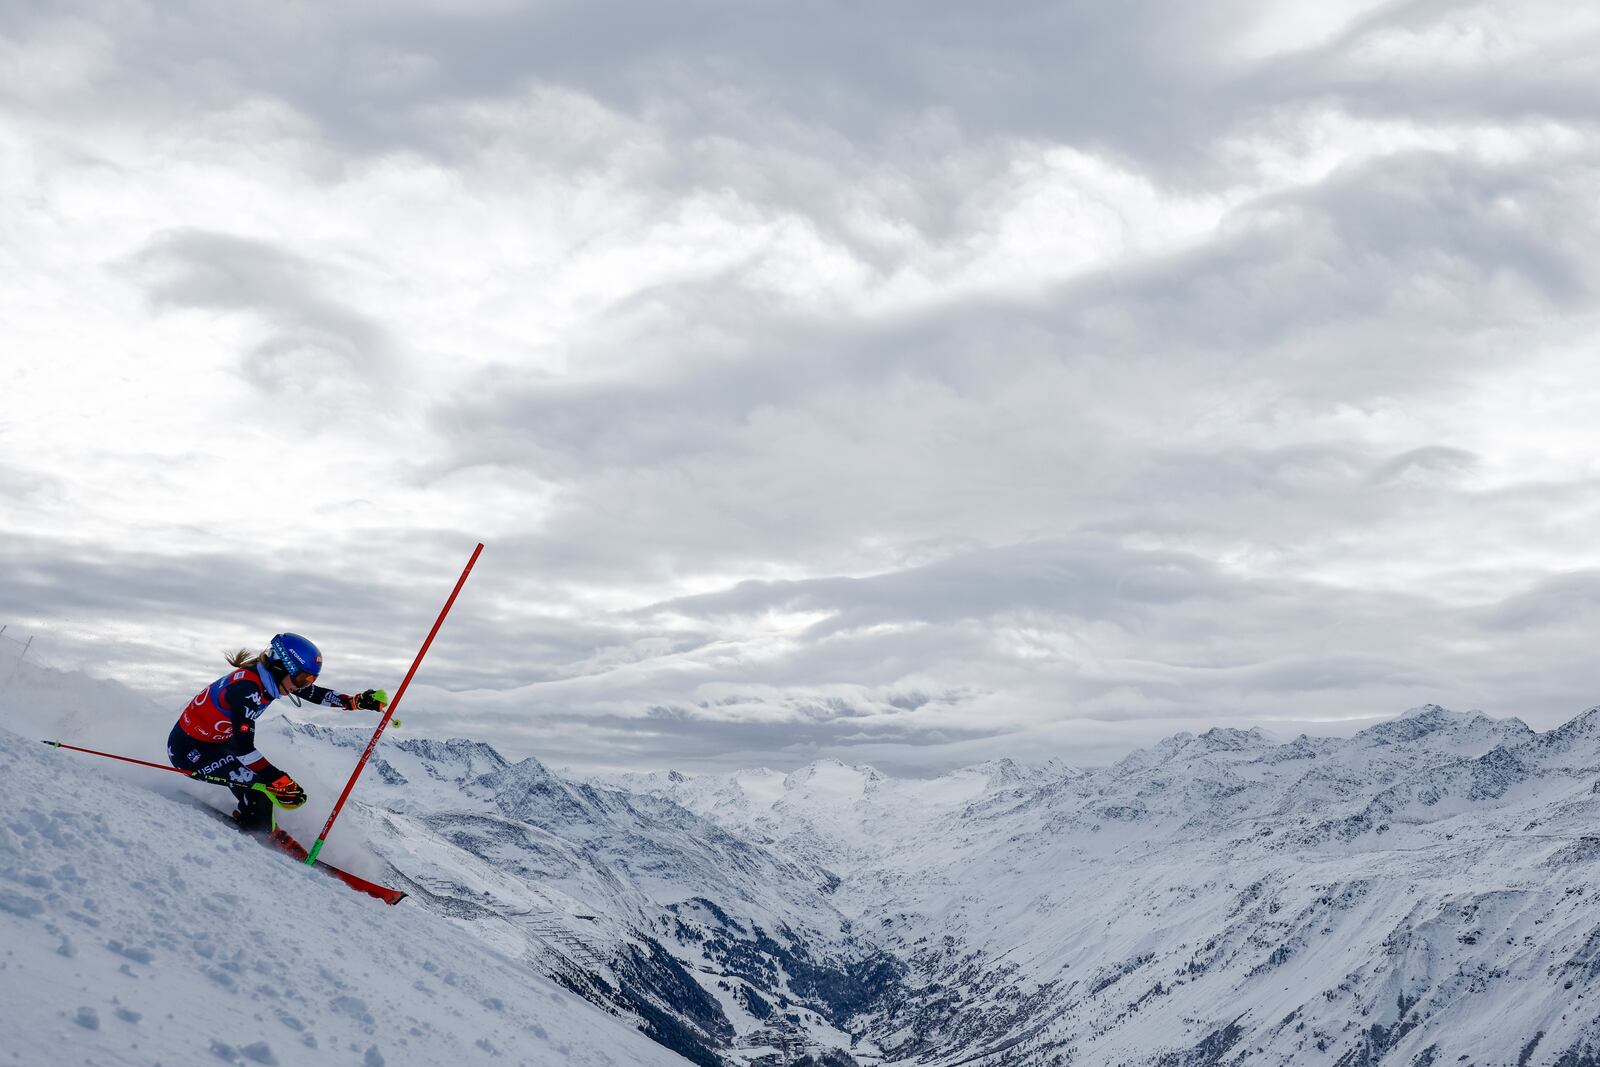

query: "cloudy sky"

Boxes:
[5, 0, 1600, 774]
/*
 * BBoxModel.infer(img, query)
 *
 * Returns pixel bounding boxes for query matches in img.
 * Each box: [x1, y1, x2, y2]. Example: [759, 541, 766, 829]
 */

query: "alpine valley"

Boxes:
[5, 648, 1600, 1066]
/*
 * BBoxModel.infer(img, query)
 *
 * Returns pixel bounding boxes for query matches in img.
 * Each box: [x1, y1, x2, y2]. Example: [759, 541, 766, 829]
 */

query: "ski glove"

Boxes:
[254, 773, 307, 809]
[341, 688, 389, 712]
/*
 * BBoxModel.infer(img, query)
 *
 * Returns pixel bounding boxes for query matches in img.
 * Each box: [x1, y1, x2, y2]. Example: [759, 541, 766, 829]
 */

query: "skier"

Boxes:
[167, 633, 387, 831]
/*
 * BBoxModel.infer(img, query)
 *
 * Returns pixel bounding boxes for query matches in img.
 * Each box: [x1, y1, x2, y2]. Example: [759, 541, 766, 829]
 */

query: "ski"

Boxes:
[265, 828, 407, 906]
[187, 798, 407, 905]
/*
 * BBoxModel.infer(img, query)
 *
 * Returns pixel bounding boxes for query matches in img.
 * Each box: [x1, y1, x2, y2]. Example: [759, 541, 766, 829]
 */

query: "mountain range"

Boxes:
[282, 702, 1600, 1066]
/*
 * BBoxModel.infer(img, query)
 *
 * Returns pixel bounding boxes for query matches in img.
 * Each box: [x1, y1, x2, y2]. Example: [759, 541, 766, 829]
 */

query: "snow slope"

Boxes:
[0, 724, 696, 1067]
[0, 647, 692, 1067]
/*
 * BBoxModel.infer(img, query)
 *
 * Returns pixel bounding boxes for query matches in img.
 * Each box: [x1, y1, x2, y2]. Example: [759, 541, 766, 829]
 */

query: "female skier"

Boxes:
[167, 633, 387, 831]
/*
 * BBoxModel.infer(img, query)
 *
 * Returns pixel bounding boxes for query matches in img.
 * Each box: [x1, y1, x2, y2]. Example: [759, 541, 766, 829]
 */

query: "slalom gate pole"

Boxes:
[41, 740, 236, 788]
[306, 541, 483, 865]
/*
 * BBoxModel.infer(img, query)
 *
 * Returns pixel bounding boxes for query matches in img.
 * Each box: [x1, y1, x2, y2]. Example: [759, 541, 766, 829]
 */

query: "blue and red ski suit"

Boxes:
[167, 664, 352, 825]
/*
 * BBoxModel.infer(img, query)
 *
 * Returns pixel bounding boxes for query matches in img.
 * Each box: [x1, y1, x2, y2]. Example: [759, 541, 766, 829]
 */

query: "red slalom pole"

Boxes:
[306, 542, 483, 865]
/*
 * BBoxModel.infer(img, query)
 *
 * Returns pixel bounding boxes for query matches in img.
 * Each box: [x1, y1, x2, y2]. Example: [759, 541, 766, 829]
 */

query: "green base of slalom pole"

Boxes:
[305, 838, 325, 865]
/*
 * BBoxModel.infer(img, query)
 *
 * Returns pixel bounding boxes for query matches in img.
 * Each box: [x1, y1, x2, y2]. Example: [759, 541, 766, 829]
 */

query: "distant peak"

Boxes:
[1540, 704, 1600, 744]
[1109, 734, 1188, 773]
[957, 757, 1020, 773]
[393, 735, 510, 769]
[1356, 705, 1530, 748]
[1195, 726, 1269, 750]
[949, 757, 1038, 788]
[1111, 726, 1271, 773]
[1398, 703, 1454, 720]
[816, 757, 864, 772]
[784, 758, 884, 788]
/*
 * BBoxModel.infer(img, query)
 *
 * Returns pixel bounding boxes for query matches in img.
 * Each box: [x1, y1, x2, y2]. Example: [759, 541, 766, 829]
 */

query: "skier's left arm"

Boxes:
[299, 684, 389, 713]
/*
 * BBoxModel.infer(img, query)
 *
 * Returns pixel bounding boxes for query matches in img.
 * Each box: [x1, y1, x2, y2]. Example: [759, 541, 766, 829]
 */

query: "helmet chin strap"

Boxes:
[268, 661, 305, 707]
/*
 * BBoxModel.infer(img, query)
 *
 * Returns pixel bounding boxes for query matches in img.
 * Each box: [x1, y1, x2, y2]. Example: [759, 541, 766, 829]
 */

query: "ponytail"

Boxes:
[225, 648, 266, 669]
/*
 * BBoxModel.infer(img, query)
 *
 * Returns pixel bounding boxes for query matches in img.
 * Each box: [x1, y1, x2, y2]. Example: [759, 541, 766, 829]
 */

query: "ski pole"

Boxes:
[306, 541, 483, 865]
[41, 739, 237, 788]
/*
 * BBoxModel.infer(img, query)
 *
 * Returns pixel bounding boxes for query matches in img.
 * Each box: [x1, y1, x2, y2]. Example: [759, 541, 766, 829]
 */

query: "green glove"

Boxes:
[352, 688, 390, 712]
[371, 689, 399, 728]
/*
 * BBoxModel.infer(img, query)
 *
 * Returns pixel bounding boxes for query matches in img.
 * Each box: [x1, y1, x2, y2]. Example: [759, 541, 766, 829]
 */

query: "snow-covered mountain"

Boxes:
[8, 634, 1600, 1067]
[613, 708, 1600, 1066]
[601, 757, 1073, 890]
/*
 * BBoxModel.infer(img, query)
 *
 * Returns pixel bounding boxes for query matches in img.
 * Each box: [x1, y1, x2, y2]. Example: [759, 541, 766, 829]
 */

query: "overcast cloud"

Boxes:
[5, 1, 1600, 773]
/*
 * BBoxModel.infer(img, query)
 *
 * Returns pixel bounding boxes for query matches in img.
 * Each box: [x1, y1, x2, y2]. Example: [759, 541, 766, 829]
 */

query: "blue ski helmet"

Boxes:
[267, 632, 322, 686]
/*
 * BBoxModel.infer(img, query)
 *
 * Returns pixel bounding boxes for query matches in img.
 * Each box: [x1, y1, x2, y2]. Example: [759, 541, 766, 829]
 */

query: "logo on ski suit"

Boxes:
[178, 671, 271, 744]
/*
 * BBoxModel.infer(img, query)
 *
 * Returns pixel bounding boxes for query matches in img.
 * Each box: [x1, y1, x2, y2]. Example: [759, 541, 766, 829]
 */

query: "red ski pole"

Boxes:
[41, 740, 237, 788]
[306, 541, 483, 865]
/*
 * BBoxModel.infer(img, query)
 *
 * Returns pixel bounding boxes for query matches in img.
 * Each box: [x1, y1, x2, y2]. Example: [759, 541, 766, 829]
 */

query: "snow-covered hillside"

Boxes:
[0, 732, 689, 1065]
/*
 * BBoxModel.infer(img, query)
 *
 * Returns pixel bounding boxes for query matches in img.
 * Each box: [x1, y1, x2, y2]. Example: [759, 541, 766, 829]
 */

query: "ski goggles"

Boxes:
[283, 669, 318, 690]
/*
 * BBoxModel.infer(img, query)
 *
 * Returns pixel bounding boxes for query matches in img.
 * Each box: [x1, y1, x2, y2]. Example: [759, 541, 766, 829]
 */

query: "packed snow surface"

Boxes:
[0, 654, 689, 1067]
